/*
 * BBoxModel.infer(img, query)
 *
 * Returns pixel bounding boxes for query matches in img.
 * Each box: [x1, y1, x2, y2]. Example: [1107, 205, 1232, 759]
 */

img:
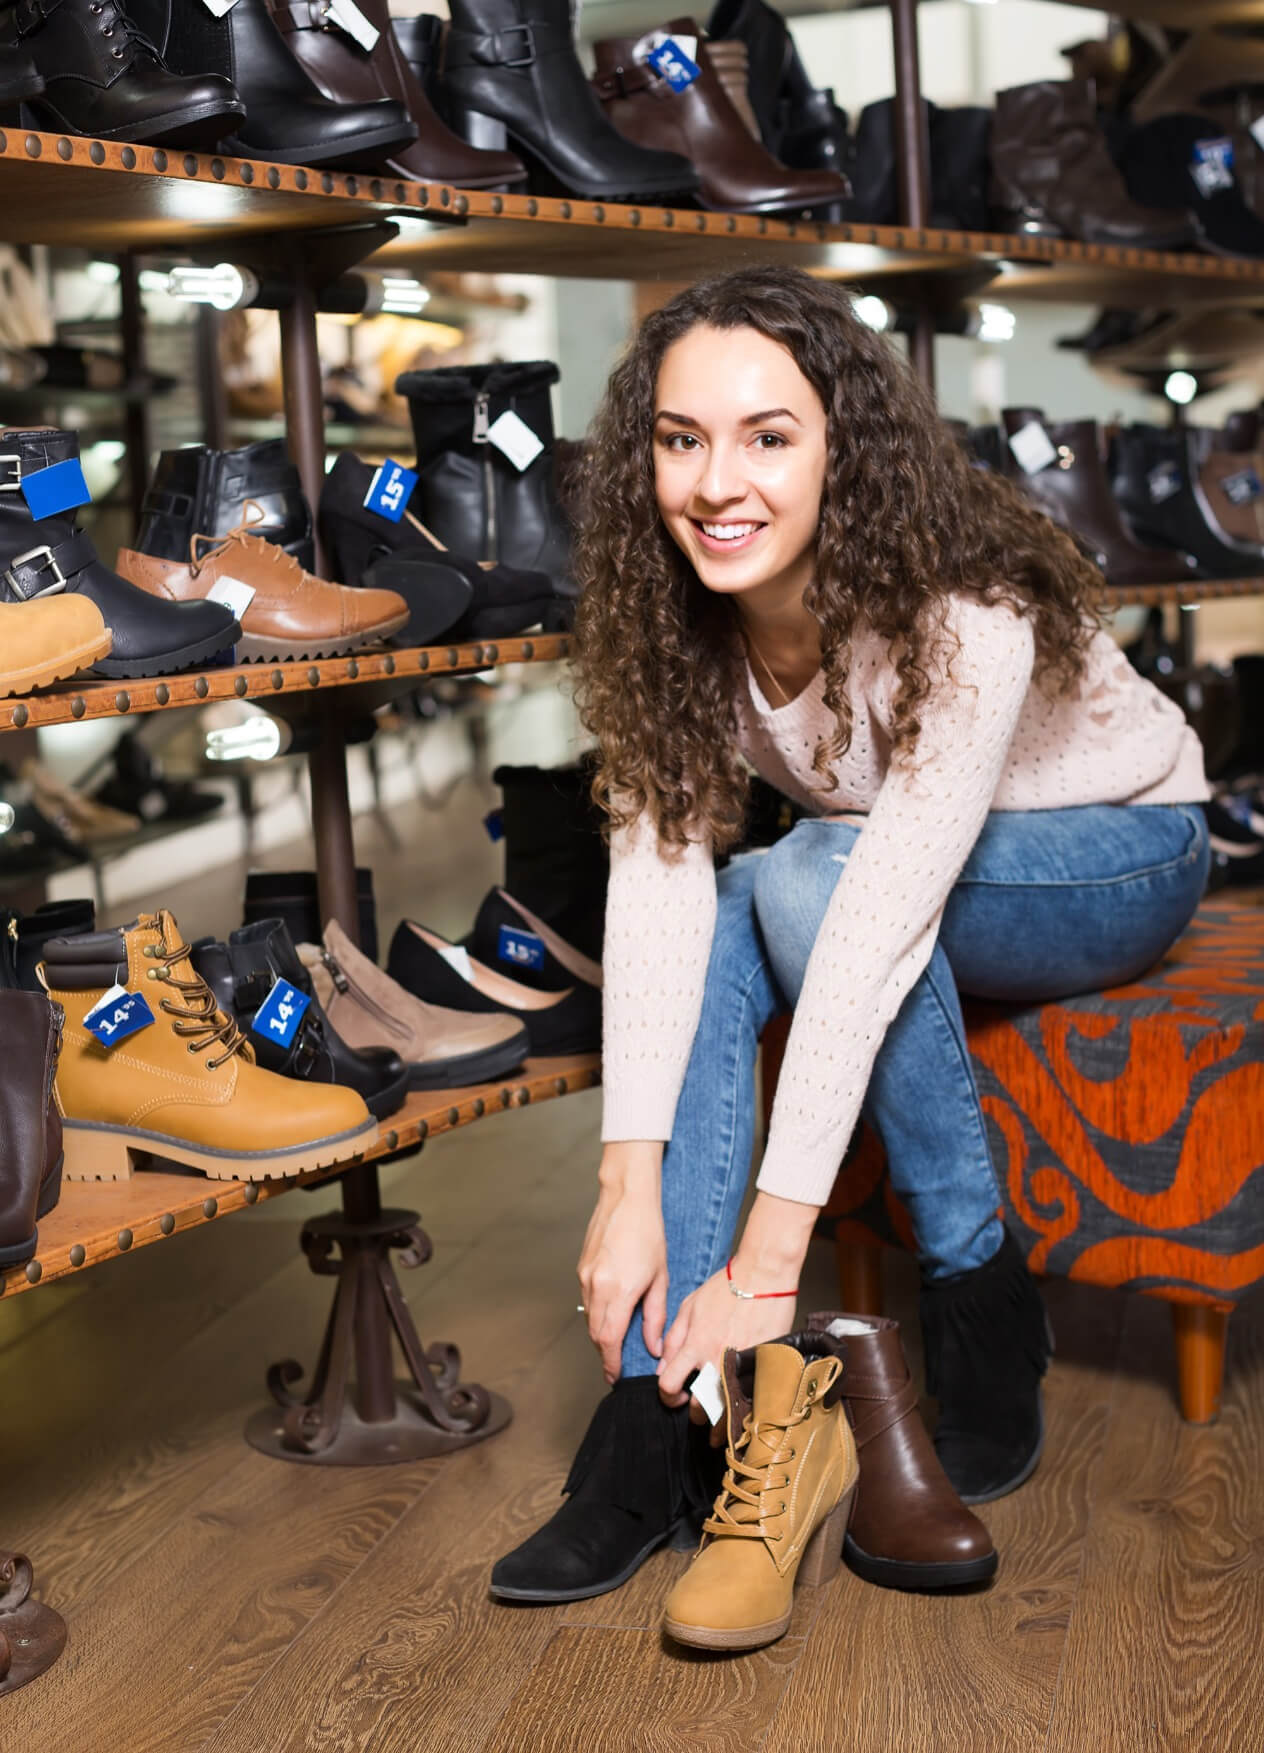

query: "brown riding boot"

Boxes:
[0, 991, 64, 1267]
[662, 1332, 859, 1652]
[42, 911, 377, 1182]
[806, 1312, 997, 1590]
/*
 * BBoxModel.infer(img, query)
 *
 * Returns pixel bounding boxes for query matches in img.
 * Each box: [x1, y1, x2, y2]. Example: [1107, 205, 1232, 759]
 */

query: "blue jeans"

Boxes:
[620, 803, 1209, 1378]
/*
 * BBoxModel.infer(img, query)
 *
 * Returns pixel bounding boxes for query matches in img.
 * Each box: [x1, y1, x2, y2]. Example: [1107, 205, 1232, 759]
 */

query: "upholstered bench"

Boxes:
[761, 897, 1264, 1424]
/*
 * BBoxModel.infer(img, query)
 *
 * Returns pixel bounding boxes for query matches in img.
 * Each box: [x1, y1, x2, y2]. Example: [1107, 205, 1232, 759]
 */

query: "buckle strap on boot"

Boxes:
[444, 20, 572, 70]
[8, 0, 62, 39]
[592, 62, 656, 102]
[2, 531, 93, 601]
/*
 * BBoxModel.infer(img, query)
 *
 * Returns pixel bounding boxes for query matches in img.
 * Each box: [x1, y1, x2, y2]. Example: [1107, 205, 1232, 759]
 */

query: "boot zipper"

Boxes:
[42, 1001, 64, 1115]
[322, 948, 404, 1039]
[320, 947, 351, 994]
[472, 392, 498, 563]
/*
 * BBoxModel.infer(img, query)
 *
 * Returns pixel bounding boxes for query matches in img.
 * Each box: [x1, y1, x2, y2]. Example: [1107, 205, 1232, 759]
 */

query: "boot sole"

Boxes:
[89, 625, 240, 679]
[406, 1030, 530, 1090]
[0, 1155, 61, 1268]
[20, 98, 245, 150]
[235, 613, 409, 663]
[0, 630, 114, 697]
[489, 1518, 688, 1603]
[480, 122, 696, 204]
[956, 1402, 1046, 1506]
[358, 559, 474, 646]
[365, 1071, 410, 1122]
[843, 1533, 998, 1591]
[221, 123, 419, 169]
[60, 1116, 378, 1183]
[664, 1609, 793, 1652]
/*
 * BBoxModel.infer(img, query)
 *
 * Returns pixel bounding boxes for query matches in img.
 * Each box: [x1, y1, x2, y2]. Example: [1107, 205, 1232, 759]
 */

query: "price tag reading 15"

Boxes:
[251, 979, 310, 1050]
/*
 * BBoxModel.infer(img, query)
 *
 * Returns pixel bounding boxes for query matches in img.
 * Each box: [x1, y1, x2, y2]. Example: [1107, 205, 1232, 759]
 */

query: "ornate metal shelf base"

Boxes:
[245, 1167, 511, 1467]
[0, 1552, 66, 1697]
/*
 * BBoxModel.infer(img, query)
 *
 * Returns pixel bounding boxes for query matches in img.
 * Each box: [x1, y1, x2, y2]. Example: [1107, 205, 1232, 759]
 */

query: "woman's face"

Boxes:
[653, 323, 828, 609]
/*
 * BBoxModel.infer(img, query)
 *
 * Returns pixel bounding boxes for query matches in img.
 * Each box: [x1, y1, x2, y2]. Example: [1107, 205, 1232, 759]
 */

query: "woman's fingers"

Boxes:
[656, 1305, 694, 1404]
[641, 1269, 668, 1362]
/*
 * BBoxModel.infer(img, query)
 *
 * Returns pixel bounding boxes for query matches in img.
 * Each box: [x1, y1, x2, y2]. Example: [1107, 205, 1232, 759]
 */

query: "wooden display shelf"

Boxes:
[6, 127, 1264, 306]
[0, 632, 569, 733]
[1105, 577, 1264, 608]
[1053, 0, 1263, 25]
[0, 1052, 600, 1302]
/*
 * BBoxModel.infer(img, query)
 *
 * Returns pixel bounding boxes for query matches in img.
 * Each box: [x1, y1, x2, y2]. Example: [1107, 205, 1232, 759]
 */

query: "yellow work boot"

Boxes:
[41, 910, 377, 1182]
[0, 596, 112, 697]
[663, 1332, 859, 1652]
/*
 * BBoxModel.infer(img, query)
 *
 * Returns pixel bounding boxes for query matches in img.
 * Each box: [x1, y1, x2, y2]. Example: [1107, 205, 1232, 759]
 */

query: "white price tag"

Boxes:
[207, 574, 256, 619]
[325, 0, 379, 53]
[690, 1361, 725, 1426]
[200, 0, 242, 16]
[85, 982, 129, 1024]
[1252, 115, 1264, 154]
[437, 942, 475, 983]
[824, 1317, 878, 1338]
[487, 410, 544, 472]
[1007, 420, 1058, 475]
[632, 28, 697, 62]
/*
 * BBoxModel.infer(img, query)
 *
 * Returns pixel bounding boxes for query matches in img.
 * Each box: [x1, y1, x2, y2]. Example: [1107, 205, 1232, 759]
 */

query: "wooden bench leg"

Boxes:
[834, 1234, 884, 1317]
[1171, 1303, 1230, 1424]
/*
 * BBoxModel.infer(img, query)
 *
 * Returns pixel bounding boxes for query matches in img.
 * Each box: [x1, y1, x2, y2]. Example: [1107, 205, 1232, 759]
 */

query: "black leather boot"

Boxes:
[396, 360, 574, 597]
[0, 0, 243, 146]
[490, 1377, 721, 1602]
[0, 429, 240, 678]
[0, 989, 64, 1268]
[136, 440, 313, 570]
[1110, 425, 1264, 580]
[128, 0, 417, 169]
[491, 758, 608, 962]
[1114, 113, 1264, 260]
[319, 451, 562, 641]
[919, 1230, 1052, 1504]
[242, 866, 380, 963]
[192, 918, 408, 1120]
[0, 40, 43, 106]
[443, 0, 698, 201]
[13, 899, 95, 992]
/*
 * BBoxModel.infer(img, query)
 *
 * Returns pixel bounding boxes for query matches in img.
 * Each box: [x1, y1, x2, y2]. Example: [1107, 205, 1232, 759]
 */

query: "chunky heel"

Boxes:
[447, 102, 511, 154]
[797, 1481, 856, 1589]
[319, 517, 374, 589]
[61, 1123, 137, 1182]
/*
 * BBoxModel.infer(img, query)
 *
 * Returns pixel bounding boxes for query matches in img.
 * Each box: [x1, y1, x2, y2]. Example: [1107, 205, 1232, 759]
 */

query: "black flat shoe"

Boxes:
[387, 918, 601, 1055]
[919, 1229, 1053, 1504]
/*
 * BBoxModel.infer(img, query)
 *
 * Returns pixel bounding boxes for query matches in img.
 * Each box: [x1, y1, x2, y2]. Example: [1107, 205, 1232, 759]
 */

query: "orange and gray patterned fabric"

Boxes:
[827, 900, 1264, 1309]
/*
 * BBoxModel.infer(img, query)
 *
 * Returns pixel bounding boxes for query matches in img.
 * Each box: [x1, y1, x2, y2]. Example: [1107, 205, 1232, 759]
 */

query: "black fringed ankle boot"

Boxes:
[490, 1376, 719, 1603]
[919, 1230, 1053, 1504]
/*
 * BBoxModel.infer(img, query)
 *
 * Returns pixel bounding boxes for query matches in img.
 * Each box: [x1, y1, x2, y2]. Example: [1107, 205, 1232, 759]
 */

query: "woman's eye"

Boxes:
[663, 432, 699, 451]
[754, 432, 787, 450]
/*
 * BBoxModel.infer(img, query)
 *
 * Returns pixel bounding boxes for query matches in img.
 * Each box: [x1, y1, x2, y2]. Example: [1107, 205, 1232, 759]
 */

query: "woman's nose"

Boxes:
[693, 444, 746, 508]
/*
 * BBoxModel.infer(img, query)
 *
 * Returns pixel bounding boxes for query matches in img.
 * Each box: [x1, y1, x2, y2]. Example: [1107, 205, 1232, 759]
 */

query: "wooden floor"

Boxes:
[4, 776, 1264, 1751]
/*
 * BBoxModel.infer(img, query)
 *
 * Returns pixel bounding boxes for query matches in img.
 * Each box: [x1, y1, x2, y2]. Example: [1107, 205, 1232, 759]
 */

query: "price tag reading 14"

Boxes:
[252, 978, 310, 1050]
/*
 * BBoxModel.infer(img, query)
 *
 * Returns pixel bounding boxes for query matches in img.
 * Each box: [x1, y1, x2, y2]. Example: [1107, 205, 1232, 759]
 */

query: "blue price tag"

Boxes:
[483, 808, 504, 843]
[646, 37, 701, 92]
[251, 978, 310, 1049]
[1222, 467, 1262, 506]
[363, 459, 418, 524]
[498, 923, 545, 972]
[1191, 138, 1234, 198]
[21, 457, 91, 521]
[1147, 461, 1182, 504]
[85, 989, 155, 1048]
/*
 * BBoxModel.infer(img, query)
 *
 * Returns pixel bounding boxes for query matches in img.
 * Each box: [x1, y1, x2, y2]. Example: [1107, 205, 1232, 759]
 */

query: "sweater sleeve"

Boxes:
[756, 597, 1036, 1206]
[600, 809, 717, 1143]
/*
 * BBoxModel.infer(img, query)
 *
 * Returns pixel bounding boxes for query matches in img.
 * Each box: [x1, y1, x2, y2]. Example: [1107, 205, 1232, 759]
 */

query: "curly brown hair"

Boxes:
[573, 264, 1103, 853]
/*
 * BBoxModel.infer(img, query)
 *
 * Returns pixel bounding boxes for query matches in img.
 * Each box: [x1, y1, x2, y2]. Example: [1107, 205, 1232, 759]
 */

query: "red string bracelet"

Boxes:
[726, 1258, 799, 1301]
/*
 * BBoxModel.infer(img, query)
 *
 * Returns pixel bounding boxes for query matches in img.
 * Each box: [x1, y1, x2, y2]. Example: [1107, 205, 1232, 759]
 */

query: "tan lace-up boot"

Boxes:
[663, 1332, 859, 1651]
[42, 911, 377, 1182]
[0, 596, 112, 697]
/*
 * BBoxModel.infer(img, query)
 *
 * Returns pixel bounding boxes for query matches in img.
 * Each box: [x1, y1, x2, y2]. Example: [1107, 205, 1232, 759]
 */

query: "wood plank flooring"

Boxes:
[4, 773, 1264, 1750]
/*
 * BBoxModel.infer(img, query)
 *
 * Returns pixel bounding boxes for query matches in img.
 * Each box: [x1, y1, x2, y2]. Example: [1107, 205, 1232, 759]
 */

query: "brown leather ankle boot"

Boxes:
[0, 991, 64, 1267]
[806, 1312, 997, 1590]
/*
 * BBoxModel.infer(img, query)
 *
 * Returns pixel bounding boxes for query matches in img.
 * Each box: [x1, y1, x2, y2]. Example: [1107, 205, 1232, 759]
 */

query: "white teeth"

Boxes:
[701, 522, 758, 541]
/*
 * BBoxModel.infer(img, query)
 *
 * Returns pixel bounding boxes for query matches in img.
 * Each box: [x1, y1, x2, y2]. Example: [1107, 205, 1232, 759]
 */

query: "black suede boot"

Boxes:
[919, 1230, 1052, 1504]
[490, 1376, 720, 1602]
[491, 759, 608, 962]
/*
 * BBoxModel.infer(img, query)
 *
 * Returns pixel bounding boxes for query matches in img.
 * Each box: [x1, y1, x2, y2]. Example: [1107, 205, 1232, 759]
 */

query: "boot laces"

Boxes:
[704, 1364, 839, 1544]
[189, 502, 308, 584]
[88, 0, 160, 60]
[146, 923, 249, 1072]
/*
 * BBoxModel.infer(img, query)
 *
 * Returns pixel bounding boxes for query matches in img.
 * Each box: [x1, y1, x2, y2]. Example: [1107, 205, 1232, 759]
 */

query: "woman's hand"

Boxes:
[577, 1142, 667, 1384]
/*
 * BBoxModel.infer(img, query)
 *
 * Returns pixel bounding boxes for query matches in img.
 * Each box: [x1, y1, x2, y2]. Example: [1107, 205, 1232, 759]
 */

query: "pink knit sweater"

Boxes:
[600, 595, 1208, 1207]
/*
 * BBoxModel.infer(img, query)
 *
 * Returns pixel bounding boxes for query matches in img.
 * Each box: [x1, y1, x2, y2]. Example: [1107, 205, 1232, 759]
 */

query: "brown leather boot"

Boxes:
[117, 513, 409, 661]
[662, 1333, 859, 1651]
[1000, 407, 1199, 587]
[0, 991, 64, 1267]
[301, 918, 530, 1090]
[0, 596, 112, 697]
[702, 38, 759, 139]
[42, 912, 377, 1182]
[266, 0, 527, 189]
[990, 80, 1194, 249]
[591, 23, 849, 215]
[806, 1312, 997, 1591]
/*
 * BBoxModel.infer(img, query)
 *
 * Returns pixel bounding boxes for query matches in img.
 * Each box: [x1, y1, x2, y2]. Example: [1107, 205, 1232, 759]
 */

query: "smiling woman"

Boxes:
[488, 265, 1212, 1644]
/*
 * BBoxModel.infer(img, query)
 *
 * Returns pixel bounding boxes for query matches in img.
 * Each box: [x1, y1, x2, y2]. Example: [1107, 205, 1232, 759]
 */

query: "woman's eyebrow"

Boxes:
[654, 410, 698, 426]
[653, 408, 802, 426]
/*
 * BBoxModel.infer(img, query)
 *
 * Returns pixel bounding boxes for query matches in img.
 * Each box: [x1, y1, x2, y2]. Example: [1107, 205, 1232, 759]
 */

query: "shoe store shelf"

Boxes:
[0, 1052, 600, 1303]
[0, 632, 570, 734]
[1105, 578, 1264, 609]
[1053, 1, 1255, 27]
[8, 127, 1264, 308]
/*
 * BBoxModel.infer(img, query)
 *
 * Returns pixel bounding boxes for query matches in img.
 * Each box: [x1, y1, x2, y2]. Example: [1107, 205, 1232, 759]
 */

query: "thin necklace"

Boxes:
[742, 625, 793, 709]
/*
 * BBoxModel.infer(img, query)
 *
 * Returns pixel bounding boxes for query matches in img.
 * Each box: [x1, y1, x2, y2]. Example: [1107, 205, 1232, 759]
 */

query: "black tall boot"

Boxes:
[135, 440, 314, 569]
[127, 0, 417, 169]
[0, 429, 239, 678]
[490, 1377, 721, 1602]
[0, 0, 243, 146]
[1110, 425, 1264, 580]
[242, 867, 380, 962]
[396, 360, 574, 596]
[443, 0, 698, 201]
[13, 900, 95, 993]
[919, 1230, 1053, 1504]
[1114, 113, 1264, 260]
[491, 758, 608, 961]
